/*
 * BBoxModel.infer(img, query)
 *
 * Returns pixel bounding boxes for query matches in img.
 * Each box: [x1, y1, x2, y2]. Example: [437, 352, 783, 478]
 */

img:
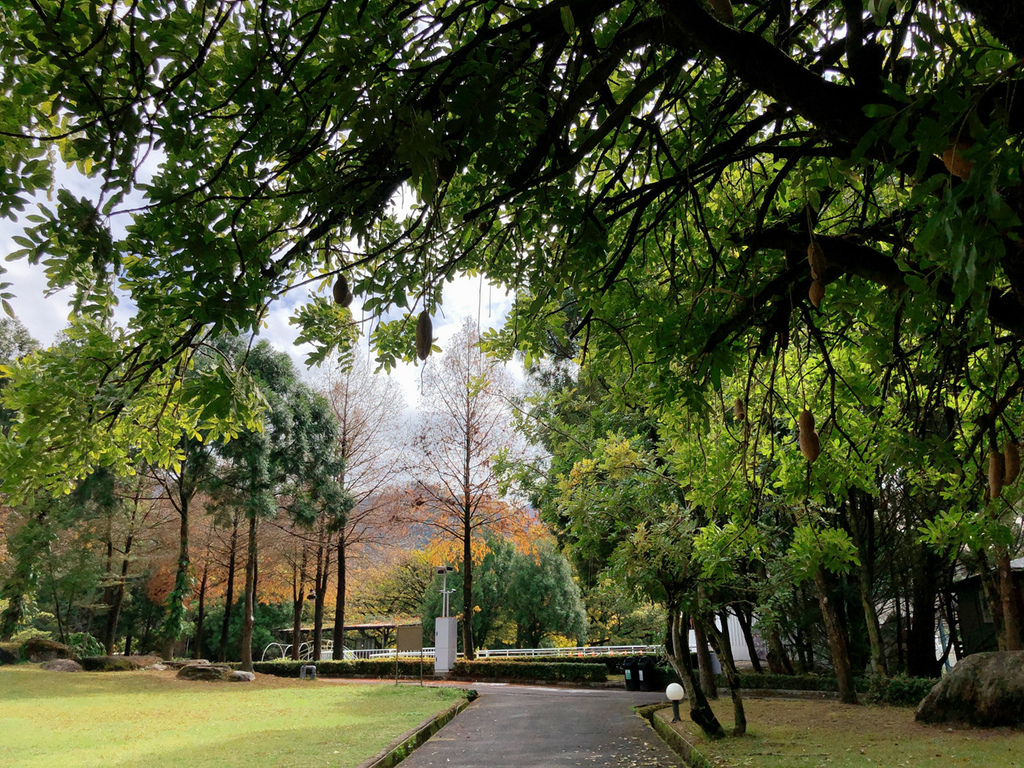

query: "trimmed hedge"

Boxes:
[451, 659, 607, 684]
[493, 653, 638, 674]
[704, 671, 937, 706]
[252, 658, 429, 678]
[716, 672, 841, 692]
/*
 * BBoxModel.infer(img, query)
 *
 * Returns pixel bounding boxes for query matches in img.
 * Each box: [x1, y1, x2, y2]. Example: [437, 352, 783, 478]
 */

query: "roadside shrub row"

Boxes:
[703, 671, 936, 705]
[451, 659, 607, 683]
[252, 658, 429, 678]
[492, 653, 633, 674]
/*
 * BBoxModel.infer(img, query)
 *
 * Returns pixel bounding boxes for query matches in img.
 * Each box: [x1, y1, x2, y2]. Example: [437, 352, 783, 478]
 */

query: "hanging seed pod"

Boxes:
[733, 397, 746, 422]
[1004, 441, 1021, 485]
[809, 279, 825, 309]
[941, 139, 974, 180]
[709, 0, 734, 25]
[798, 409, 820, 462]
[333, 275, 353, 307]
[415, 310, 433, 361]
[807, 242, 827, 281]
[989, 450, 1005, 499]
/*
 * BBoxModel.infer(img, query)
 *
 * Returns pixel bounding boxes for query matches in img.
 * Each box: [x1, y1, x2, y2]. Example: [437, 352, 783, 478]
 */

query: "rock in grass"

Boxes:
[23, 637, 77, 663]
[41, 659, 84, 673]
[915, 651, 1024, 726]
[0, 644, 19, 665]
[177, 663, 234, 682]
[80, 655, 143, 672]
[229, 671, 256, 682]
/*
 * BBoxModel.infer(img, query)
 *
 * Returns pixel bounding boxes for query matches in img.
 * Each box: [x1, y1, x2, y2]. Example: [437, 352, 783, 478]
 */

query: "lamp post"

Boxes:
[666, 683, 685, 723]
[436, 565, 455, 617]
[434, 565, 457, 674]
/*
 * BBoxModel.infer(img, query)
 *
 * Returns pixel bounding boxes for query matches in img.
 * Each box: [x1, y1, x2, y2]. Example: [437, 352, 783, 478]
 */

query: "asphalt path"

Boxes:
[399, 684, 682, 768]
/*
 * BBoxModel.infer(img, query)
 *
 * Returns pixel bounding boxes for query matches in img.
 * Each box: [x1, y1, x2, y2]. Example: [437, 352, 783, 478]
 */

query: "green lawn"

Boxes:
[0, 666, 465, 768]
[661, 697, 1024, 767]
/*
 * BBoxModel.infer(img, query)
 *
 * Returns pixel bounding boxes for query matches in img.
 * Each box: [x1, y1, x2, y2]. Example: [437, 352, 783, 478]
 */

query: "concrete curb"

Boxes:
[356, 696, 475, 768]
[634, 703, 710, 768]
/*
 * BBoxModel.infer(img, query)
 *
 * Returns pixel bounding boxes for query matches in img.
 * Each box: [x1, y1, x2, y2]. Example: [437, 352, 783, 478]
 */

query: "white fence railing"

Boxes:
[264, 644, 663, 661]
[261, 640, 335, 662]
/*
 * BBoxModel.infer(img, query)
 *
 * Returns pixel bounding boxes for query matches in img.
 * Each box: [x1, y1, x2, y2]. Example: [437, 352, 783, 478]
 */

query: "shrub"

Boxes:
[704, 671, 937, 705]
[862, 674, 937, 707]
[66, 633, 104, 658]
[717, 673, 840, 692]
[451, 659, 607, 684]
[495, 653, 633, 674]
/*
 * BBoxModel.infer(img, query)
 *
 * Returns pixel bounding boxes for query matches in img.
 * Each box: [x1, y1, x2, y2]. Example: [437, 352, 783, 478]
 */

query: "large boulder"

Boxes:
[41, 659, 84, 673]
[131, 655, 166, 669]
[229, 671, 256, 683]
[80, 655, 143, 672]
[916, 651, 1024, 727]
[0, 643, 20, 665]
[23, 637, 77, 663]
[176, 663, 234, 682]
[164, 659, 209, 670]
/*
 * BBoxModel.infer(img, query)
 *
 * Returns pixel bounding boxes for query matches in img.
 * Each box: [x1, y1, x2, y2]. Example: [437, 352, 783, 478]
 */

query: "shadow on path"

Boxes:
[399, 684, 681, 767]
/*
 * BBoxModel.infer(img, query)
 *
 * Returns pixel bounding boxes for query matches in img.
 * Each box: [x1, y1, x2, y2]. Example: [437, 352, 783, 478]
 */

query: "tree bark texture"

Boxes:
[218, 513, 239, 663]
[240, 515, 258, 672]
[814, 568, 858, 704]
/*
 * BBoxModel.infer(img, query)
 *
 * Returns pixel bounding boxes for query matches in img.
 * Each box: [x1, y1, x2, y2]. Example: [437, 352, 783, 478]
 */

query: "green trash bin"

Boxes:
[636, 656, 661, 692]
[623, 657, 641, 691]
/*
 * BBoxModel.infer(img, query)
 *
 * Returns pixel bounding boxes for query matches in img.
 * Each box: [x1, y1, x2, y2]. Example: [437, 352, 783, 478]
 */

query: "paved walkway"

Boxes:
[400, 684, 682, 767]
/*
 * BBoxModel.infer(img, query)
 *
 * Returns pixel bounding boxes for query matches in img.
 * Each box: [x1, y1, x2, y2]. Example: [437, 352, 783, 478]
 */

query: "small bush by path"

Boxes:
[0, 665, 465, 768]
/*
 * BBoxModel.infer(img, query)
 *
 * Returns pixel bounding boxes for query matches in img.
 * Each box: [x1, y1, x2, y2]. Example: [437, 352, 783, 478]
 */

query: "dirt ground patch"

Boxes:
[658, 697, 1024, 767]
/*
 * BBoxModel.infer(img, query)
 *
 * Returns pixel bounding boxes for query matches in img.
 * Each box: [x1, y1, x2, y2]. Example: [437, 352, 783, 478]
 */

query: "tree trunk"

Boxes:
[734, 605, 763, 674]
[192, 564, 208, 660]
[104, 533, 133, 656]
[858, 562, 888, 678]
[906, 546, 942, 677]
[702, 615, 746, 737]
[997, 551, 1024, 651]
[462, 515, 475, 660]
[291, 550, 307, 661]
[664, 609, 725, 740]
[332, 532, 347, 655]
[693, 620, 718, 699]
[164, 478, 192, 659]
[218, 512, 240, 663]
[240, 515, 258, 673]
[847, 488, 887, 678]
[814, 568, 858, 704]
[765, 624, 795, 675]
[312, 531, 326, 661]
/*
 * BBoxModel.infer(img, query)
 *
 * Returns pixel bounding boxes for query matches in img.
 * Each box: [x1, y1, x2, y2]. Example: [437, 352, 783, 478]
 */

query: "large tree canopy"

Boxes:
[2, 0, 1023, 488]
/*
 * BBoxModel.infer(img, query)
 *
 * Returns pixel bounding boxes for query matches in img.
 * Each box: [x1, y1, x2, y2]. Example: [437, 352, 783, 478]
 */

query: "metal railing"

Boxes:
[293, 644, 662, 661]
[260, 639, 335, 662]
[475, 645, 661, 659]
[261, 641, 662, 663]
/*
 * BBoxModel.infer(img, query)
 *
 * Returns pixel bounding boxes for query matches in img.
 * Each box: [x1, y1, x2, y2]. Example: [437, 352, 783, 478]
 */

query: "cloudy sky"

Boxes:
[1, 173, 520, 411]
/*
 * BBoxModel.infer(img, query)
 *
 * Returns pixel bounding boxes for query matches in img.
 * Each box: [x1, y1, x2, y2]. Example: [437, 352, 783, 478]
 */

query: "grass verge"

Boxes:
[658, 697, 1024, 767]
[0, 665, 466, 768]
